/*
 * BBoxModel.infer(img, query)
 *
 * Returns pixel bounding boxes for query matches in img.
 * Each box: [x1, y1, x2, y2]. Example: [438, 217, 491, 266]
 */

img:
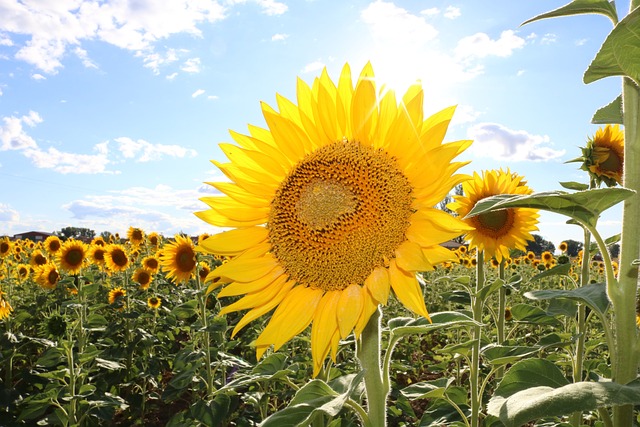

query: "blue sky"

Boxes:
[0, 0, 629, 247]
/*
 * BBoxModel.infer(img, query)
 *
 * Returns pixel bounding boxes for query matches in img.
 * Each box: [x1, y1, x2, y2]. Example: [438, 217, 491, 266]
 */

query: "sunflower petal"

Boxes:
[198, 227, 268, 256]
[311, 291, 341, 377]
[217, 266, 285, 298]
[337, 284, 364, 339]
[231, 279, 296, 337]
[209, 255, 278, 283]
[219, 274, 287, 316]
[395, 240, 432, 272]
[364, 266, 390, 305]
[388, 260, 430, 320]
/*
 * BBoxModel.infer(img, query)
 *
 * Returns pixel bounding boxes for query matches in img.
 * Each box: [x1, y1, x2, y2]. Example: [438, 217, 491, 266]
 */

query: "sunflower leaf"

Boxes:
[530, 263, 572, 281]
[390, 311, 480, 339]
[591, 94, 623, 124]
[584, 6, 640, 84]
[524, 282, 610, 317]
[521, 0, 617, 26]
[465, 188, 634, 228]
[481, 345, 541, 366]
[401, 377, 457, 400]
[559, 181, 589, 191]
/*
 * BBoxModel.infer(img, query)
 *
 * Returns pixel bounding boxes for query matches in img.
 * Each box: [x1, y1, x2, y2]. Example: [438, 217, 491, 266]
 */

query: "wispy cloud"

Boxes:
[455, 30, 525, 59]
[192, 89, 206, 98]
[181, 57, 201, 73]
[271, 33, 289, 42]
[0, 111, 42, 151]
[256, 0, 288, 16]
[444, 6, 461, 19]
[114, 137, 197, 162]
[467, 122, 565, 161]
[301, 61, 325, 74]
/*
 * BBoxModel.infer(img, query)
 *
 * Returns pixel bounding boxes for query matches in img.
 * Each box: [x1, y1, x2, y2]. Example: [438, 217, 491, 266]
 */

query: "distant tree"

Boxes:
[609, 243, 620, 259]
[562, 239, 583, 257]
[525, 234, 555, 256]
[55, 227, 95, 242]
[100, 231, 112, 242]
[437, 184, 465, 243]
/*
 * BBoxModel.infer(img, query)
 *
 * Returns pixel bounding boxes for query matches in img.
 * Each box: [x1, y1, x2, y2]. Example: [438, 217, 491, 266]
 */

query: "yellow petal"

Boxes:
[395, 240, 432, 272]
[351, 76, 377, 146]
[210, 255, 279, 283]
[203, 183, 270, 208]
[337, 284, 364, 339]
[217, 265, 285, 298]
[219, 274, 288, 316]
[231, 278, 296, 337]
[422, 245, 460, 266]
[197, 227, 268, 256]
[311, 291, 341, 377]
[219, 143, 286, 179]
[388, 260, 430, 320]
[354, 291, 379, 338]
[262, 104, 307, 161]
[364, 266, 390, 305]
[195, 209, 265, 228]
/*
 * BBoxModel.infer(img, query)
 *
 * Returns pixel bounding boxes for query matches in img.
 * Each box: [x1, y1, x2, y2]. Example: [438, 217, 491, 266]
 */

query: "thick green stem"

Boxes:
[496, 261, 506, 379]
[470, 251, 485, 427]
[612, 75, 640, 426]
[356, 307, 387, 427]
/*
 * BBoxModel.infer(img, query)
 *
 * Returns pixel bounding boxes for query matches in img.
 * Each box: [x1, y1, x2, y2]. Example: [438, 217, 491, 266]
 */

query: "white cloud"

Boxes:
[0, 33, 12, 46]
[0, 1, 227, 74]
[31, 73, 46, 80]
[181, 57, 201, 73]
[166, 72, 178, 80]
[575, 38, 588, 46]
[141, 48, 182, 74]
[444, 6, 461, 19]
[541, 33, 557, 44]
[420, 7, 440, 16]
[467, 122, 565, 161]
[362, 1, 438, 47]
[192, 89, 206, 98]
[517, 69, 525, 77]
[0, 111, 42, 151]
[114, 136, 197, 162]
[301, 61, 325, 74]
[22, 144, 113, 174]
[256, 0, 288, 15]
[455, 30, 525, 60]
[271, 33, 288, 41]
[0, 204, 19, 222]
[450, 104, 482, 126]
[207, 95, 219, 100]
[74, 47, 98, 69]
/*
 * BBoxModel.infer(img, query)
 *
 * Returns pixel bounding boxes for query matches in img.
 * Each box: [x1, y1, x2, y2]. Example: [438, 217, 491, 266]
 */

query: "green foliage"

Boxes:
[522, 0, 618, 26]
[525, 234, 556, 256]
[592, 94, 624, 124]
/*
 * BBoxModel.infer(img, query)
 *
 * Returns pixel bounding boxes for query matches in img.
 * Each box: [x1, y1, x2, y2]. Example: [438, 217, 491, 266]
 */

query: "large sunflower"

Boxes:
[197, 63, 471, 376]
[0, 237, 12, 258]
[580, 124, 624, 186]
[104, 244, 130, 273]
[57, 239, 87, 274]
[43, 235, 62, 254]
[449, 169, 539, 262]
[35, 263, 60, 290]
[160, 235, 197, 284]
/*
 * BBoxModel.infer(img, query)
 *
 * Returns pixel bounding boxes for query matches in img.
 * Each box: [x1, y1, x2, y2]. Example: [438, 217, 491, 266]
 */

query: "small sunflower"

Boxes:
[57, 239, 87, 274]
[141, 255, 160, 273]
[160, 235, 197, 284]
[44, 235, 62, 254]
[16, 264, 31, 282]
[449, 169, 539, 262]
[526, 251, 535, 261]
[198, 261, 211, 282]
[88, 245, 107, 266]
[558, 241, 568, 253]
[30, 249, 48, 267]
[127, 227, 145, 247]
[147, 232, 161, 248]
[578, 124, 624, 187]
[35, 263, 60, 290]
[541, 251, 554, 263]
[133, 268, 153, 290]
[91, 236, 107, 247]
[108, 287, 127, 305]
[0, 237, 12, 258]
[197, 63, 471, 376]
[147, 296, 162, 310]
[0, 295, 12, 320]
[104, 244, 130, 273]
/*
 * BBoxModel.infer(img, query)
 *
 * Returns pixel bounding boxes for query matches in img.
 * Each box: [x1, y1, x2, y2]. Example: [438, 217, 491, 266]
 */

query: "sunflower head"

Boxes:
[577, 124, 624, 187]
[91, 236, 107, 247]
[558, 241, 568, 253]
[57, 239, 87, 274]
[127, 227, 146, 247]
[160, 235, 196, 284]
[0, 237, 12, 258]
[104, 244, 130, 273]
[88, 245, 107, 265]
[133, 268, 153, 290]
[35, 263, 60, 290]
[30, 249, 48, 267]
[147, 232, 161, 248]
[449, 169, 539, 262]
[108, 287, 127, 306]
[142, 255, 160, 273]
[44, 236, 62, 254]
[197, 62, 472, 376]
[0, 296, 13, 320]
[147, 296, 162, 310]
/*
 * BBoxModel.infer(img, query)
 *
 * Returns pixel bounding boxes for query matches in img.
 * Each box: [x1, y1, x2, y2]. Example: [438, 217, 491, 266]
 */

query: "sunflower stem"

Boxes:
[470, 250, 485, 427]
[611, 74, 640, 426]
[496, 260, 506, 379]
[356, 306, 387, 427]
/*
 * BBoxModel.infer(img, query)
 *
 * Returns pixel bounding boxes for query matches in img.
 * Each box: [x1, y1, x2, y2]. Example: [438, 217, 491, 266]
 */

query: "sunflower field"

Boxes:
[3, 1, 640, 426]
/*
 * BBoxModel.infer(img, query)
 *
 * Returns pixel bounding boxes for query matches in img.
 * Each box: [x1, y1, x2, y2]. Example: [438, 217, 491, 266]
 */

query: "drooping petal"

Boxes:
[311, 291, 341, 376]
[388, 260, 430, 320]
[395, 240, 432, 272]
[336, 284, 364, 339]
[364, 266, 390, 305]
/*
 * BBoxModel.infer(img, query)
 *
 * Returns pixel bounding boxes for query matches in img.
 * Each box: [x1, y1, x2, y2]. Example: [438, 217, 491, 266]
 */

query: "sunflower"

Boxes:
[198, 261, 211, 282]
[541, 251, 554, 263]
[197, 63, 471, 376]
[108, 287, 126, 305]
[44, 235, 62, 254]
[127, 227, 145, 247]
[160, 235, 197, 284]
[147, 296, 162, 310]
[147, 232, 161, 248]
[16, 264, 31, 282]
[0, 237, 12, 258]
[30, 249, 48, 267]
[104, 244, 130, 273]
[88, 245, 107, 266]
[133, 268, 153, 290]
[141, 255, 160, 273]
[35, 263, 60, 290]
[57, 239, 87, 274]
[558, 241, 568, 253]
[579, 124, 624, 186]
[449, 169, 539, 262]
[91, 236, 106, 247]
[0, 295, 12, 320]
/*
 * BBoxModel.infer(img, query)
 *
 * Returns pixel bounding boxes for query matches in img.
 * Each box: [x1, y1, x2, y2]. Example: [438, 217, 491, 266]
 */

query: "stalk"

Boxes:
[470, 250, 485, 427]
[611, 75, 640, 426]
[496, 260, 506, 379]
[356, 307, 387, 427]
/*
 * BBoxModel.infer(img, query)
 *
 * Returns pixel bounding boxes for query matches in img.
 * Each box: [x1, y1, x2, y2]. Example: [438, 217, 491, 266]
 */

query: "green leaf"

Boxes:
[510, 304, 562, 326]
[522, 0, 617, 26]
[389, 311, 480, 339]
[465, 188, 634, 228]
[401, 377, 456, 400]
[190, 395, 231, 426]
[489, 379, 640, 427]
[252, 353, 288, 375]
[260, 372, 365, 427]
[95, 358, 125, 371]
[530, 263, 572, 281]
[481, 345, 541, 366]
[591, 94, 623, 124]
[172, 299, 198, 319]
[524, 282, 610, 317]
[492, 358, 570, 398]
[559, 181, 590, 191]
[437, 339, 477, 358]
[476, 278, 504, 301]
[584, 7, 640, 84]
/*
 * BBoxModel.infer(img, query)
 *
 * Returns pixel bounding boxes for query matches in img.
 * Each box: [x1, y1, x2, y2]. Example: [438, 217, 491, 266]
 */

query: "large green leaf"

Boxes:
[522, 0, 617, 26]
[530, 263, 572, 282]
[260, 372, 365, 427]
[524, 282, 610, 317]
[489, 379, 640, 427]
[584, 7, 640, 84]
[465, 188, 634, 228]
[591, 94, 623, 124]
[510, 304, 562, 326]
[559, 181, 589, 191]
[389, 311, 480, 339]
[481, 345, 541, 366]
[401, 377, 456, 400]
